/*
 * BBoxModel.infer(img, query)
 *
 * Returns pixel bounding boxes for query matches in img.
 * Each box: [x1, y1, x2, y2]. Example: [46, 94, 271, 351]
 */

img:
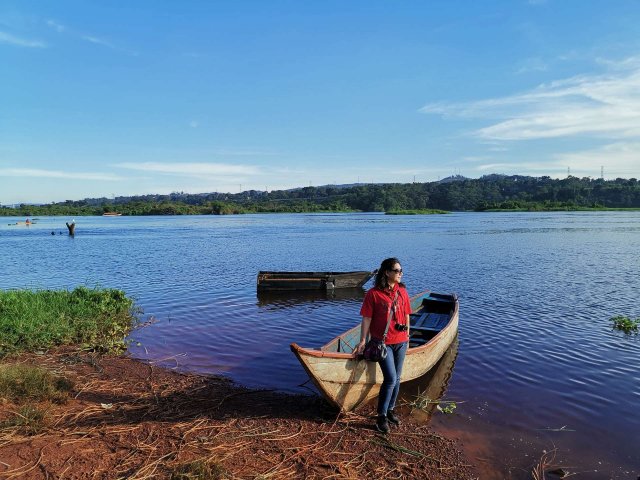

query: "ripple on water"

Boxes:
[2, 212, 640, 475]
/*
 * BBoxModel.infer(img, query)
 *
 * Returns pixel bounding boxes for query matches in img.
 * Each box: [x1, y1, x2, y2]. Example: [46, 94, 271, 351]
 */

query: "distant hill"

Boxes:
[436, 174, 469, 183]
[1, 175, 639, 216]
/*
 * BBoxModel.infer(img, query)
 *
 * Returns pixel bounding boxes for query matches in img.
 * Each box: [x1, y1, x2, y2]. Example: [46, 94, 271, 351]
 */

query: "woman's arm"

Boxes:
[355, 316, 371, 354]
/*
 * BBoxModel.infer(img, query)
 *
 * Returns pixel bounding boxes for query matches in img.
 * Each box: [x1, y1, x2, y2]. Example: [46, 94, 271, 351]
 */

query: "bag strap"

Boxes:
[381, 290, 400, 342]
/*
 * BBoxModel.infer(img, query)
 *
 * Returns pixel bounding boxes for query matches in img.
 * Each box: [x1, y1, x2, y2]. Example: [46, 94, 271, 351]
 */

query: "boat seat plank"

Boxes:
[410, 312, 430, 328]
[410, 312, 450, 333]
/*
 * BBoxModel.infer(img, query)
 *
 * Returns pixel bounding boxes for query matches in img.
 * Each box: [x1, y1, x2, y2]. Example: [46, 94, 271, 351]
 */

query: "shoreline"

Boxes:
[3, 208, 640, 220]
[0, 348, 478, 479]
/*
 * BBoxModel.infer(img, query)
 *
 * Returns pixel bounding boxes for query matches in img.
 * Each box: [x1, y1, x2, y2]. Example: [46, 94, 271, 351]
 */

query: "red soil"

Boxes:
[0, 349, 477, 479]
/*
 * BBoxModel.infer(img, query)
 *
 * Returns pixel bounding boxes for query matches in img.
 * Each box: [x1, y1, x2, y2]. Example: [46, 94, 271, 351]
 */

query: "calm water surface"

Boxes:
[1, 212, 638, 478]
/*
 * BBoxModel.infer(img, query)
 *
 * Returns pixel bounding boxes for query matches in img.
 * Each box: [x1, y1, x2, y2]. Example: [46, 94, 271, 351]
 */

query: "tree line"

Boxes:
[2, 175, 639, 216]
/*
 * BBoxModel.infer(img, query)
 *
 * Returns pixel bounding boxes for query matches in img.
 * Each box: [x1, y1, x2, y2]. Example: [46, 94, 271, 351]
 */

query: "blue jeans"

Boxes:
[377, 341, 408, 415]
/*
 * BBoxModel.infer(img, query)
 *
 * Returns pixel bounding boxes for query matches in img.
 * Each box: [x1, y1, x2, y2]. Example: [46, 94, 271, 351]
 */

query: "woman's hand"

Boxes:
[356, 316, 371, 356]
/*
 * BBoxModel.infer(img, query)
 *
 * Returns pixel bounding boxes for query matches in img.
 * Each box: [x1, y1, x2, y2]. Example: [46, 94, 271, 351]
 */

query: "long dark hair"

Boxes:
[374, 257, 405, 290]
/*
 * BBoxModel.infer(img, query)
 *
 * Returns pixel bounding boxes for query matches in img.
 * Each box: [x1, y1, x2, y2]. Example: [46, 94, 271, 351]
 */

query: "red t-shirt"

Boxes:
[360, 285, 412, 345]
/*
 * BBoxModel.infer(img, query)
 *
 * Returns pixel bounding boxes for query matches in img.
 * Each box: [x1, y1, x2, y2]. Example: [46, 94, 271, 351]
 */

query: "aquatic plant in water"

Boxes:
[407, 391, 458, 414]
[610, 315, 639, 334]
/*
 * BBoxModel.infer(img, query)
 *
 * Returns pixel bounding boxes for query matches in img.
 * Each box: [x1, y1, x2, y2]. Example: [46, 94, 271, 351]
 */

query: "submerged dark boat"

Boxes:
[257, 270, 375, 291]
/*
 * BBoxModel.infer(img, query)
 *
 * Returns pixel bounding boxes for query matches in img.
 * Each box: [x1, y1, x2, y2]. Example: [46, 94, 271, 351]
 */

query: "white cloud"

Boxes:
[554, 142, 640, 177]
[0, 168, 123, 181]
[473, 142, 640, 178]
[421, 56, 640, 141]
[189, 120, 199, 128]
[46, 19, 65, 33]
[114, 162, 260, 177]
[477, 162, 563, 173]
[82, 35, 115, 49]
[41, 19, 137, 55]
[0, 31, 46, 48]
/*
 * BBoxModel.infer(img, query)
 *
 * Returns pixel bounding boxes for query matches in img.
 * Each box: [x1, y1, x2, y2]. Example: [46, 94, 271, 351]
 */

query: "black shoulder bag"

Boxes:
[362, 290, 399, 362]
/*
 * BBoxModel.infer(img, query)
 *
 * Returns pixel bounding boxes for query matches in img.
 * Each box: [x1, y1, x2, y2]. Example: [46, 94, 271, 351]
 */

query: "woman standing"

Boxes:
[356, 257, 411, 433]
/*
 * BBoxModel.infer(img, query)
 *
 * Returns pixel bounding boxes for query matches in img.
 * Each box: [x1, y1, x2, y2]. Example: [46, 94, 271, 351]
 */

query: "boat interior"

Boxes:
[326, 293, 456, 353]
[408, 293, 455, 348]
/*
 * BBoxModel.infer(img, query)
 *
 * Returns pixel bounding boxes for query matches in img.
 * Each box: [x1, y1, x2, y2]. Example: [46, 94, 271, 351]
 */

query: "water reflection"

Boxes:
[399, 336, 459, 422]
[256, 287, 366, 309]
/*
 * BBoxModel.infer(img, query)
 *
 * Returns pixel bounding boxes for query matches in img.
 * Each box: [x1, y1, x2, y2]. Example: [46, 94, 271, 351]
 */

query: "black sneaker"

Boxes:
[387, 409, 401, 426]
[375, 414, 389, 434]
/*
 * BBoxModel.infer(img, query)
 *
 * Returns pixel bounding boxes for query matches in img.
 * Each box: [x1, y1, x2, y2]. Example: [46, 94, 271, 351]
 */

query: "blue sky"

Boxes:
[2, 0, 640, 204]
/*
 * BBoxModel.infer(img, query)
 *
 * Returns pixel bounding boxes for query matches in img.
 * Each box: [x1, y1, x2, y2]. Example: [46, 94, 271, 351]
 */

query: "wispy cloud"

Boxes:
[115, 162, 260, 177]
[474, 141, 640, 178]
[81, 35, 116, 49]
[0, 31, 46, 48]
[421, 56, 640, 141]
[44, 18, 137, 55]
[477, 162, 565, 173]
[45, 19, 65, 33]
[554, 142, 640, 177]
[0, 168, 123, 181]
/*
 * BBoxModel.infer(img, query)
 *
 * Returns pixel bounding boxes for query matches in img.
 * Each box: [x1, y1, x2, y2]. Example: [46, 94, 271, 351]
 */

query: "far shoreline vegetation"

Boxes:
[385, 209, 449, 215]
[1, 174, 639, 216]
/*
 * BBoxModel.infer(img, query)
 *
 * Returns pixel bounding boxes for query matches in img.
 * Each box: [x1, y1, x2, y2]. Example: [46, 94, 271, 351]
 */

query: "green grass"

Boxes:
[0, 287, 141, 356]
[385, 209, 449, 215]
[610, 315, 639, 334]
[1, 404, 49, 435]
[169, 459, 229, 480]
[0, 364, 73, 402]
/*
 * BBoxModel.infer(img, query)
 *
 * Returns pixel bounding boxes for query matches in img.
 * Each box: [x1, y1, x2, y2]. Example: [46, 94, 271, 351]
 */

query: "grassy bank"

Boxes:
[0, 287, 140, 356]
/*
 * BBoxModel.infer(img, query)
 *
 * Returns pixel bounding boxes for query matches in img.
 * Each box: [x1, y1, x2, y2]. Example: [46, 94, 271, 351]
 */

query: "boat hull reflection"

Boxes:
[398, 336, 459, 422]
[257, 288, 366, 309]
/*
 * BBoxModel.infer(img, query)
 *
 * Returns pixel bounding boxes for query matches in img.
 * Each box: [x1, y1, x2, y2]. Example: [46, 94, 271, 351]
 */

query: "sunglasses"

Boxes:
[389, 268, 403, 274]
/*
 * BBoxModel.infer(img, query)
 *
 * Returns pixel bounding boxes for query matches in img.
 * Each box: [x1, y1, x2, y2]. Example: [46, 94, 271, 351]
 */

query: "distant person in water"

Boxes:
[356, 257, 411, 433]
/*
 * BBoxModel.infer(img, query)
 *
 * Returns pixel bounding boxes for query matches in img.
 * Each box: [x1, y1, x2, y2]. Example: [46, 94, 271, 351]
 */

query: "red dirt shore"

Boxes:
[0, 349, 478, 479]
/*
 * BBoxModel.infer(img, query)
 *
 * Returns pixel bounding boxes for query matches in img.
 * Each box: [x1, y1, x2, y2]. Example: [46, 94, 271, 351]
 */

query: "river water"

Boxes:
[1, 212, 638, 478]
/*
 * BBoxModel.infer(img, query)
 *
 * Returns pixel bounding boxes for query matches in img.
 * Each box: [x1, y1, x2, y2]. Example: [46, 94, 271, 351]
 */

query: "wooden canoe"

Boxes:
[290, 291, 459, 412]
[257, 270, 375, 291]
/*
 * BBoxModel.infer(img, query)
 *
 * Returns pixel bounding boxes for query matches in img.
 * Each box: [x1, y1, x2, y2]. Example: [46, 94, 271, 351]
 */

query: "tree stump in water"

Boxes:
[66, 222, 76, 236]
